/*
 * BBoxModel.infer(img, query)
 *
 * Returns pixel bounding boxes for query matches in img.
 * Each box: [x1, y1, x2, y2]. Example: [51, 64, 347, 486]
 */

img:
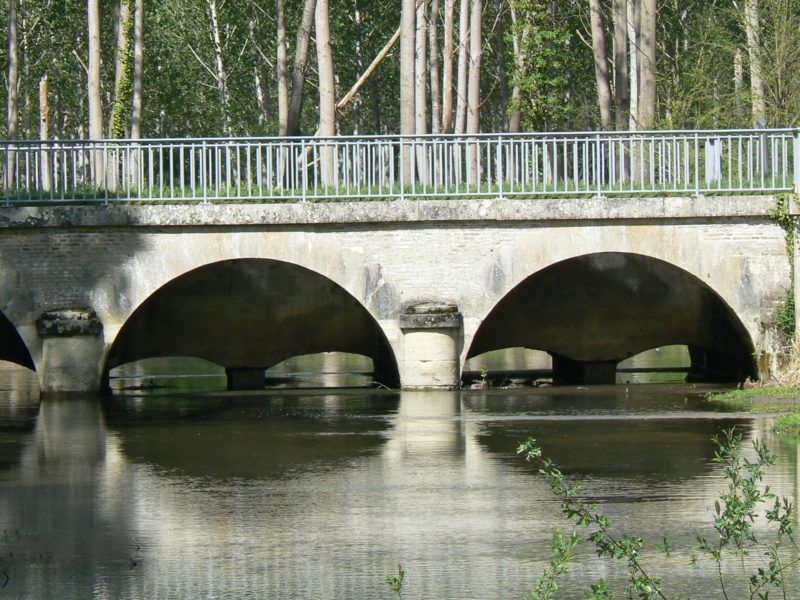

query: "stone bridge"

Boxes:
[0, 195, 793, 393]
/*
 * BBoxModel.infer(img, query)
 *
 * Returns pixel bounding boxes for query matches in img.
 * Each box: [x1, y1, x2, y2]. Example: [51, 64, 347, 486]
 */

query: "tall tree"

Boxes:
[441, 0, 455, 132]
[7, 0, 19, 187]
[87, 0, 104, 185]
[109, 0, 133, 138]
[637, 0, 656, 129]
[276, 0, 290, 135]
[287, 0, 317, 135]
[316, 0, 336, 184]
[207, 0, 231, 136]
[589, 0, 613, 128]
[613, 0, 629, 130]
[466, 0, 481, 134]
[627, 0, 640, 129]
[744, 0, 765, 125]
[400, 0, 416, 180]
[453, 0, 469, 134]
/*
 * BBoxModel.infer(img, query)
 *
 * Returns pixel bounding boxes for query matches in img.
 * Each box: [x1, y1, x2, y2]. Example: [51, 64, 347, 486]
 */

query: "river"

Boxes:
[0, 353, 797, 599]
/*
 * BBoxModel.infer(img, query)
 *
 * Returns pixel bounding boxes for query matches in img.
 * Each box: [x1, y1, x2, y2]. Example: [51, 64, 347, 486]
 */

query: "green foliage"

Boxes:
[773, 413, 800, 439]
[525, 529, 581, 600]
[517, 428, 800, 599]
[507, 0, 575, 130]
[771, 195, 798, 337]
[384, 563, 405, 598]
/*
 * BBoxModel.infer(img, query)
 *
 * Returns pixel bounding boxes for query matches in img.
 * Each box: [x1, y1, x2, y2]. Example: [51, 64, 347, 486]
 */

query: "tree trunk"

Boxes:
[7, 0, 18, 188]
[109, 0, 132, 138]
[589, 0, 614, 129]
[130, 0, 143, 189]
[287, 0, 317, 135]
[208, 0, 232, 136]
[466, 0, 481, 184]
[638, 0, 656, 130]
[508, 3, 526, 133]
[39, 74, 50, 192]
[251, 19, 269, 129]
[87, 0, 104, 187]
[441, 0, 455, 133]
[454, 0, 469, 134]
[276, 0, 289, 135]
[466, 0, 481, 134]
[315, 0, 336, 185]
[415, 0, 429, 182]
[400, 0, 416, 182]
[429, 0, 441, 134]
[627, 0, 640, 129]
[744, 0, 766, 126]
[613, 0, 629, 131]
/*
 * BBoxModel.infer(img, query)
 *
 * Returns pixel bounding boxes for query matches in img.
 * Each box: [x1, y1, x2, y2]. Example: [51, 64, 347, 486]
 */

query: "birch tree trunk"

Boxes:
[638, 0, 656, 130]
[316, 0, 337, 185]
[39, 75, 50, 192]
[287, 0, 317, 135]
[441, 0, 455, 133]
[400, 0, 416, 182]
[429, 0, 441, 134]
[415, 0, 429, 182]
[613, 0, 629, 131]
[276, 0, 290, 135]
[7, 0, 19, 188]
[466, 0, 481, 184]
[744, 0, 766, 125]
[627, 0, 640, 130]
[87, 0, 104, 187]
[454, 0, 469, 135]
[208, 0, 232, 136]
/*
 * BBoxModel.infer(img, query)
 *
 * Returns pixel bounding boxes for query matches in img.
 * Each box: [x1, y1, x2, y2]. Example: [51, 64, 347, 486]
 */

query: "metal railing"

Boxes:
[1, 128, 797, 205]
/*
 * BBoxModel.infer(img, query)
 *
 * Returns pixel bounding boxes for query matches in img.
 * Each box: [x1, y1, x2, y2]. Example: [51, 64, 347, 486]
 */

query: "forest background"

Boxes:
[3, 0, 800, 144]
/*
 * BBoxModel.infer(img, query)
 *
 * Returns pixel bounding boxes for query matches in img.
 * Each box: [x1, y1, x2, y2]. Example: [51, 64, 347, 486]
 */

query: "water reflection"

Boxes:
[0, 364, 797, 598]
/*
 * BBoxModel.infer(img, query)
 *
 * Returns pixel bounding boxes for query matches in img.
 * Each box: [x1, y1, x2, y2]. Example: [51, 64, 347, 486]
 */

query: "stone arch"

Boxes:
[106, 259, 400, 388]
[467, 252, 757, 384]
[0, 310, 34, 371]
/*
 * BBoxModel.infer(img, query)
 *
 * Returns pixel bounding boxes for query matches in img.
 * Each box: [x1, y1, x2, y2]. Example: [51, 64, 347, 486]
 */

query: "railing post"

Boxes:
[399, 137, 405, 201]
[496, 135, 503, 198]
[301, 138, 308, 202]
[201, 140, 208, 204]
[794, 131, 800, 194]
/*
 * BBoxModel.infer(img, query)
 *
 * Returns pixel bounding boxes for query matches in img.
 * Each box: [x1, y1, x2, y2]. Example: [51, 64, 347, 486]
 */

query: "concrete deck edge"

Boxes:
[0, 194, 784, 229]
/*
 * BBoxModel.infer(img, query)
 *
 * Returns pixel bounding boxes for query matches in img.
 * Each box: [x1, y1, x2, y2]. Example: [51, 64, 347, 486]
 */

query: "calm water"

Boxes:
[0, 358, 798, 599]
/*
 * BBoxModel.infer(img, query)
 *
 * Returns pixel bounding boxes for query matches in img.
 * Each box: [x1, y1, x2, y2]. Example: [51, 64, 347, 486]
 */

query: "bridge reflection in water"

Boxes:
[0, 359, 798, 598]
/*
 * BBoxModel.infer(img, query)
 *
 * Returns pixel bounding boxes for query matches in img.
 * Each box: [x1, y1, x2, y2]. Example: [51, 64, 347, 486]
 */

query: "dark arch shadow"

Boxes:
[468, 252, 757, 385]
[0, 311, 34, 370]
[106, 259, 400, 388]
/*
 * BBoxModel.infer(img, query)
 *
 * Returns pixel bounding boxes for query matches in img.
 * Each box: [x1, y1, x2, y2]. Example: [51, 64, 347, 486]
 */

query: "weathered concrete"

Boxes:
[0, 195, 793, 392]
[399, 302, 463, 389]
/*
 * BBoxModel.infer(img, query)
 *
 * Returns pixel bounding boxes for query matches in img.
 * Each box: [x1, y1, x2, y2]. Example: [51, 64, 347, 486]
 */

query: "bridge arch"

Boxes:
[105, 258, 400, 388]
[0, 310, 35, 371]
[467, 252, 757, 384]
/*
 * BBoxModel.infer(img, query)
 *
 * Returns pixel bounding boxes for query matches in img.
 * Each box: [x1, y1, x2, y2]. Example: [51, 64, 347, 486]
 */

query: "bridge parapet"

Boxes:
[0, 128, 797, 206]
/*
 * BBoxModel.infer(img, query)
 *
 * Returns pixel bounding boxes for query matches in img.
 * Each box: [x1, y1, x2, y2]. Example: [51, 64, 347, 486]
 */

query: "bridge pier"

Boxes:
[36, 309, 105, 394]
[399, 302, 463, 389]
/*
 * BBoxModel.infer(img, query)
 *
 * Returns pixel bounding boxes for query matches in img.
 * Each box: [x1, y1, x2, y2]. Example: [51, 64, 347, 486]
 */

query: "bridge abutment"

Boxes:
[36, 309, 105, 394]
